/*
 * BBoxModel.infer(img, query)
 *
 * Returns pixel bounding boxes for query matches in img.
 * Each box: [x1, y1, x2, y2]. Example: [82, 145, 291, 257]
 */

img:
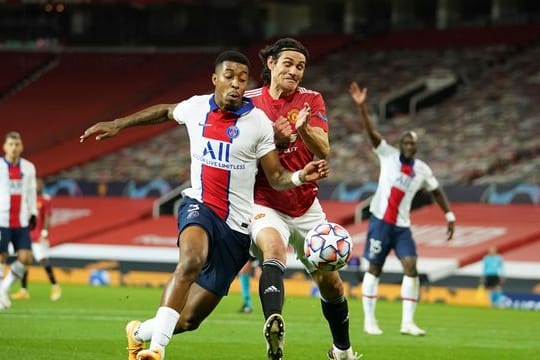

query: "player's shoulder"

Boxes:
[246, 106, 272, 123]
[174, 94, 212, 117]
[20, 158, 36, 170]
[414, 158, 433, 173]
[376, 139, 398, 155]
[297, 87, 322, 97]
[183, 94, 212, 105]
[244, 87, 263, 99]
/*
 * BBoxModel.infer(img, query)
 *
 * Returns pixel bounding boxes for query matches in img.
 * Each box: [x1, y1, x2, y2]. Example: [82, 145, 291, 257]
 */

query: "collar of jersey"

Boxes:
[209, 95, 254, 116]
[263, 86, 296, 102]
[2, 157, 19, 167]
[399, 153, 415, 167]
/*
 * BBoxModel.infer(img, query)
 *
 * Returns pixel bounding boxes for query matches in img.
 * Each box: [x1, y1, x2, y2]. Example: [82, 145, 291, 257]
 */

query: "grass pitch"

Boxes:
[1, 283, 538, 359]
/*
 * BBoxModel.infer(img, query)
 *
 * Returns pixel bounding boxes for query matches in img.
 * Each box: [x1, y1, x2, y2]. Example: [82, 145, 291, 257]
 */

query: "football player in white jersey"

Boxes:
[80, 50, 329, 360]
[349, 82, 455, 336]
[0, 131, 38, 310]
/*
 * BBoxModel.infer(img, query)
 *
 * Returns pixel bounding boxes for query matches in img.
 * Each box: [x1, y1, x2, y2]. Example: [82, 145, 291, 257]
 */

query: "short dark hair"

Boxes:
[5, 131, 21, 141]
[259, 38, 309, 85]
[214, 50, 251, 69]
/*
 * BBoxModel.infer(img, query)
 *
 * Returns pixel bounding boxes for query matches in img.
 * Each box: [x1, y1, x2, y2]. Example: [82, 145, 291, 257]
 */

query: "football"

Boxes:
[304, 222, 353, 271]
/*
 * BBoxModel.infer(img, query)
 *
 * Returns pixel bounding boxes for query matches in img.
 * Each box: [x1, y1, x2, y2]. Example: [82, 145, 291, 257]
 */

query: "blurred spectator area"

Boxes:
[0, 49, 215, 176]
[1, 26, 539, 185]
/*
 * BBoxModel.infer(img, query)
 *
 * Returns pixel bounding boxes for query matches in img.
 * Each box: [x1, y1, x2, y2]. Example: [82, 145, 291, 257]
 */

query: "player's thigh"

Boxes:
[363, 216, 393, 265]
[393, 226, 417, 259]
[250, 204, 291, 256]
[0, 227, 13, 253]
[12, 228, 32, 253]
[289, 198, 326, 273]
[176, 282, 222, 332]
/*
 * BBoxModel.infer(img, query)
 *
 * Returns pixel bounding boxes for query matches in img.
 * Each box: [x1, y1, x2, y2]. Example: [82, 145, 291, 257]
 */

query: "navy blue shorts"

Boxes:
[0, 227, 32, 253]
[363, 216, 416, 265]
[177, 197, 251, 296]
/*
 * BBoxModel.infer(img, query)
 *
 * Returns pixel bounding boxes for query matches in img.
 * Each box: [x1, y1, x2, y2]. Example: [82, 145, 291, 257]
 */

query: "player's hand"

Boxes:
[80, 120, 121, 142]
[273, 116, 293, 147]
[349, 82, 367, 106]
[28, 215, 37, 230]
[447, 221, 455, 241]
[295, 103, 311, 130]
[301, 159, 329, 182]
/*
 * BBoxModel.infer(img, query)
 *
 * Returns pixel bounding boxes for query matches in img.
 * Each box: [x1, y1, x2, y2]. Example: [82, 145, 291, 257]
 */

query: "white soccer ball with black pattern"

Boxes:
[304, 222, 353, 271]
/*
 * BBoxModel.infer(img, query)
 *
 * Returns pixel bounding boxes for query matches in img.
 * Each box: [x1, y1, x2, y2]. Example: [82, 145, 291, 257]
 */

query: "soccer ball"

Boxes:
[304, 222, 353, 271]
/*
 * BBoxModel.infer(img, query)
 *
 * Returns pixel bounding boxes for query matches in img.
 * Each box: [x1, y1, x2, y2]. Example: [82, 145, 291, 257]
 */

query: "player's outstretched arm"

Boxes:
[349, 82, 382, 148]
[259, 150, 329, 190]
[79, 104, 176, 142]
[431, 187, 455, 240]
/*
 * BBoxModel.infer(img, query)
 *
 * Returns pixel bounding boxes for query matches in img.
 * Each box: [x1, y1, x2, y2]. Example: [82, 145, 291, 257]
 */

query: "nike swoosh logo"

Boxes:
[198, 123, 212, 127]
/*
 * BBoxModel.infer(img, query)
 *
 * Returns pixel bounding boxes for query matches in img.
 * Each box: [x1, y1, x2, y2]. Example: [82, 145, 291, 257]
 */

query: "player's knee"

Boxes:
[315, 272, 344, 298]
[402, 263, 418, 276]
[260, 241, 287, 263]
[175, 256, 205, 279]
[368, 264, 382, 277]
[19, 252, 33, 265]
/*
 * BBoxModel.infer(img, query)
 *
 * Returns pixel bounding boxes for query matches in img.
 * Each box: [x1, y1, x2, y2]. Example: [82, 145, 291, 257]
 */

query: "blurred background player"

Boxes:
[11, 178, 61, 301]
[238, 259, 261, 313]
[349, 82, 455, 336]
[0, 131, 38, 310]
[481, 245, 505, 307]
[238, 260, 254, 313]
[245, 38, 360, 360]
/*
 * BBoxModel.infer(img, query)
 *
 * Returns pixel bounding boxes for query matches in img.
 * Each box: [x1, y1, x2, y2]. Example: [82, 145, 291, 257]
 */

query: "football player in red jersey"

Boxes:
[245, 38, 360, 360]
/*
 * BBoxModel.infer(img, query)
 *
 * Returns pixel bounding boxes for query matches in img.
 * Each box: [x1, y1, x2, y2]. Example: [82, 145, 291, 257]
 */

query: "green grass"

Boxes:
[1, 283, 539, 359]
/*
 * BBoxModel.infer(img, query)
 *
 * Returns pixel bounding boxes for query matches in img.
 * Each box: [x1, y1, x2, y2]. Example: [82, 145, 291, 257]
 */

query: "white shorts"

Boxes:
[250, 198, 326, 273]
[31, 240, 50, 263]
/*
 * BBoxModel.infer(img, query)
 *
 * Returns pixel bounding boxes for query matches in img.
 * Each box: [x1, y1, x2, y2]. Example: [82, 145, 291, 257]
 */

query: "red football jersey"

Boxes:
[245, 86, 329, 217]
[30, 194, 52, 242]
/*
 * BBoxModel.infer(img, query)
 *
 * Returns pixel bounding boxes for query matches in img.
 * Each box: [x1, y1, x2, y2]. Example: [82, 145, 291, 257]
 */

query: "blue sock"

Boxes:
[492, 290, 503, 306]
[239, 273, 252, 307]
[489, 290, 498, 306]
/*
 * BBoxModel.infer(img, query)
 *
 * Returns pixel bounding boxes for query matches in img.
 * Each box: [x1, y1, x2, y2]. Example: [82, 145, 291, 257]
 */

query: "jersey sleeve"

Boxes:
[308, 93, 329, 132]
[26, 162, 38, 216]
[172, 97, 195, 125]
[422, 163, 439, 191]
[256, 111, 276, 159]
[374, 139, 397, 157]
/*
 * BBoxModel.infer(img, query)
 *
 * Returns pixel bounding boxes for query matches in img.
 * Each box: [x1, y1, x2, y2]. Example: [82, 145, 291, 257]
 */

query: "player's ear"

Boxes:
[266, 56, 275, 71]
[212, 73, 217, 86]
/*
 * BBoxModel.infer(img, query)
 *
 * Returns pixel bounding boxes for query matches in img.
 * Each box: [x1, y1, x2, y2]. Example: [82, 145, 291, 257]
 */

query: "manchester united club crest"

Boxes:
[286, 108, 299, 143]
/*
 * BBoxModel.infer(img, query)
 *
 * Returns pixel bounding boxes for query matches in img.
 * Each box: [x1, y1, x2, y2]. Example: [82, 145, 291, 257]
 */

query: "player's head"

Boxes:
[259, 37, 309, 92]
[3, 131, 24, 162]
[399, 130, 417, 160]
[212, 50, 251, 111]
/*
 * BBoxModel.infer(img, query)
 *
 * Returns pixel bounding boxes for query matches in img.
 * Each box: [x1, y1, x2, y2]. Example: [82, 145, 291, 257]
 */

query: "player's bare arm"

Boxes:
[259, 150, 329, 190]
[349, 81, 382, 148]
[295, 102, 330, 159]
[79, 103, 176, 142]
[431, 187, 455, 240]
